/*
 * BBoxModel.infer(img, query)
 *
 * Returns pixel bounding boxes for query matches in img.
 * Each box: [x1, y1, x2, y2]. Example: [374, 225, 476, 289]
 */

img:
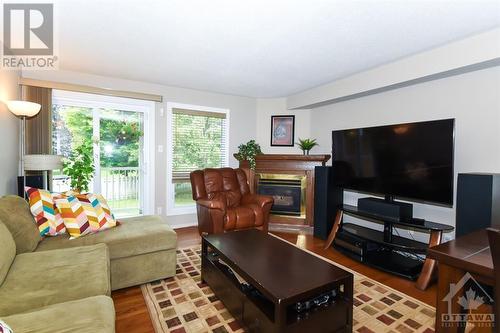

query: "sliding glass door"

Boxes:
[51, 90, 154, 217]
[98, 109, 144, 216]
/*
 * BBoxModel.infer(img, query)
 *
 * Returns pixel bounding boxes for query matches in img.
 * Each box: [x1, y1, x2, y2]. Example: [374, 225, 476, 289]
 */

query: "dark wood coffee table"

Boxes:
[201, 229, 353, 332]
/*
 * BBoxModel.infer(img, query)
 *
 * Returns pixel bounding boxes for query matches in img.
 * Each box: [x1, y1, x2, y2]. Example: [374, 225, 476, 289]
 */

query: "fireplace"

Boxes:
[257, 174, 306, 218]
[236, 154, 331, 231]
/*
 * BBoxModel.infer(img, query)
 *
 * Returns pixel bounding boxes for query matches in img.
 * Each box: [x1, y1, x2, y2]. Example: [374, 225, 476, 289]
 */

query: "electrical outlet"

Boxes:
[160, 108, 164, 117]
[157, 207, 163, 215]
[158, 145, 164, 153]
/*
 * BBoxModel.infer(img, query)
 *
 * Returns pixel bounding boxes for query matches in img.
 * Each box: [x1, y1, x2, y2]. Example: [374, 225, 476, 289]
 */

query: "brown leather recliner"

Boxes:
[190, 168, 274, 235]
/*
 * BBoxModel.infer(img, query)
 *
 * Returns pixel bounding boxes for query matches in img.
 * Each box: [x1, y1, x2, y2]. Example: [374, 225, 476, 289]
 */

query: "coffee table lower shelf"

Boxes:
[201, 247, 352, 332]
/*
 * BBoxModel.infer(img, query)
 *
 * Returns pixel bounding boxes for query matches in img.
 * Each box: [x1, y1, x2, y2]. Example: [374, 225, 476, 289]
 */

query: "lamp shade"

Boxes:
[24, 154, 63, 171]
[7, 100, 41, 117]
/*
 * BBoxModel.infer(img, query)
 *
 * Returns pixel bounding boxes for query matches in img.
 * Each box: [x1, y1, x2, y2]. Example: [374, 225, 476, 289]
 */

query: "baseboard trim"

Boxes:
[172, 222, 198, 229]
[269, 223, 313, 234]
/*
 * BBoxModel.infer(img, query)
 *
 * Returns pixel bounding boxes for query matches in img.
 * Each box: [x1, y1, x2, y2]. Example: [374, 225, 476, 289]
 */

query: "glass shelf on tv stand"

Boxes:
[324, 204, 455, 291]
[341, 204, 454, 232]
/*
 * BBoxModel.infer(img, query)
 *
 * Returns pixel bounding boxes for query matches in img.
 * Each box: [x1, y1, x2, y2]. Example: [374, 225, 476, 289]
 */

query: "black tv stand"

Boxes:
[324, 204, 454, 290]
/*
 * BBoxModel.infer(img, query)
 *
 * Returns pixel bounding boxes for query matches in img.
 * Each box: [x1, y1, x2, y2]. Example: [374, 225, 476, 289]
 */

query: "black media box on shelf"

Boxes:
[334, 226, 380, 261]
[358, 197, 413, 221]
[334, 231, 368, 259]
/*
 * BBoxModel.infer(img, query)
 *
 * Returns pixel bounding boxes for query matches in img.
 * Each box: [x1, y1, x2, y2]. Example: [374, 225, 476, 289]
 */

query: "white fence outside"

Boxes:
[53, 167, 141, 217]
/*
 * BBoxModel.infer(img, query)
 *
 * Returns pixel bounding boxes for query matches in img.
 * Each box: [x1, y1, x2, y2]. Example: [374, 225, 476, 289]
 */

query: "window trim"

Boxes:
[166, 102, 230, 216]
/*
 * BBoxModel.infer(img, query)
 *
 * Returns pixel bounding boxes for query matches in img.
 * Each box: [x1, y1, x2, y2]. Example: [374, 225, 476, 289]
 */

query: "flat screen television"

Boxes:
[332, 119, 455, 206]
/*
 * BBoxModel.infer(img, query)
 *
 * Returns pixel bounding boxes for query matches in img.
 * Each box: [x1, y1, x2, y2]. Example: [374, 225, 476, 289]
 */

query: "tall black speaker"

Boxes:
[17, 175, 44, 197]
[313, 166, 344, 240]
[456, 173, 500, 237]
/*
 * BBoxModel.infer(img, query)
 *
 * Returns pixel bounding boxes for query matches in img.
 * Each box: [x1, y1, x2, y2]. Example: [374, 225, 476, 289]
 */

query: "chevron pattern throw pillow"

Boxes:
[55, 193, 117, 239]
[54, 195, 92, 239]
[0, 319, 13, 333]
[25, 187, 67, 236]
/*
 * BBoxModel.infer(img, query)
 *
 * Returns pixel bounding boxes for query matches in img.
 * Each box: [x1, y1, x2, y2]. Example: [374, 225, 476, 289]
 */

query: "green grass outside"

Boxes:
[108, 198, 140, 218]
[107, 185, 194, 217]
[175, 183, 194, 206]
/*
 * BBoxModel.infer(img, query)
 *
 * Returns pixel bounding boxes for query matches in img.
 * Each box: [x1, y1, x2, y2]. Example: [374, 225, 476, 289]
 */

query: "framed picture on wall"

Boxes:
[271, 115, 295, 146]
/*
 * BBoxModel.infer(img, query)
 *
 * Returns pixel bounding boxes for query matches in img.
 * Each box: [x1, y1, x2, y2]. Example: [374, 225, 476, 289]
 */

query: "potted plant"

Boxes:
[296, 138, 318, 155]
[235, 140, 262, 170]
[63, 141, 95, 193]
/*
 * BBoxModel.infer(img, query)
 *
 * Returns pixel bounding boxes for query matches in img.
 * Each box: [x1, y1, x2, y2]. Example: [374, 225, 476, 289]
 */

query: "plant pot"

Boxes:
[302, 150, 310, 155]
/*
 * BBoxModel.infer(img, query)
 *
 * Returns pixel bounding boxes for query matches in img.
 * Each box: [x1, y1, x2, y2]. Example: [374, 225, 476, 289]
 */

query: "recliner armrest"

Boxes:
[196, 199, 226, 211]
[242, 194, 274, 209]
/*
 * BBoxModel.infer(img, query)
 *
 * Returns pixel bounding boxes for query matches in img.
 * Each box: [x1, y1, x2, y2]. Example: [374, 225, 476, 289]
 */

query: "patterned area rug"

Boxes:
[141, 242, 436, 333]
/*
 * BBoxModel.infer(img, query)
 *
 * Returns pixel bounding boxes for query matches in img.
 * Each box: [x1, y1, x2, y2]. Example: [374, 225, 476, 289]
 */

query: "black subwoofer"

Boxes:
[17, 175, 44, 197]
[313, 166, 343, 240]
[456, 173, 500, 237]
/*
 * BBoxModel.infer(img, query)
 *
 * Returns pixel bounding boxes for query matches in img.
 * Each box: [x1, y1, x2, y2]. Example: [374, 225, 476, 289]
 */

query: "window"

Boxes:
[51, 90, 155, 218]
[167, 103, 229, 215]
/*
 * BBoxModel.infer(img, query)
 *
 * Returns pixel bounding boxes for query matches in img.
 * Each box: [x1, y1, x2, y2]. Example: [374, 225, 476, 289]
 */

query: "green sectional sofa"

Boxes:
[0, 195, 178, 333]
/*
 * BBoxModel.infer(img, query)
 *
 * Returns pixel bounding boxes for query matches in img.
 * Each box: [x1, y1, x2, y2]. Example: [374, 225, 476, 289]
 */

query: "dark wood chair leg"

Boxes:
[323, 210, 343, 250]
[416, 229, 442, 291]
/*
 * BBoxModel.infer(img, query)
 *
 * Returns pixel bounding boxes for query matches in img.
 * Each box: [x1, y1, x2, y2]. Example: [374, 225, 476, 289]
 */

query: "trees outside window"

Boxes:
[52, 105, 144, 217]
[169, 106, 229, 211]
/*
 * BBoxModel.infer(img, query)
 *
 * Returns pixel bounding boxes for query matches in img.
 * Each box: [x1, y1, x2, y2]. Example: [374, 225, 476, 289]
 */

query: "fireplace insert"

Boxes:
[257, 174, 306, 217]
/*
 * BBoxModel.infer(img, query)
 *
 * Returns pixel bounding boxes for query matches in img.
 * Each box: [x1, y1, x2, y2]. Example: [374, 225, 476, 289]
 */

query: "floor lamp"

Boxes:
[6, 101, 42, 196]
[24, 154, 63, 190]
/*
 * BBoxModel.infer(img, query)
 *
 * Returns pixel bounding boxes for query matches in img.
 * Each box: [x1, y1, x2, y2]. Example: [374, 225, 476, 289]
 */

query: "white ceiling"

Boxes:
[55, 0, 500, 98]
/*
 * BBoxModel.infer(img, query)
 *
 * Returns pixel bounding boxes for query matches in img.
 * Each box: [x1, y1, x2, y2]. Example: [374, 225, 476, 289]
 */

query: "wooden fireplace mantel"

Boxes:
[234, 154, 331, 172]
[249, 154, 331, 162]
[235, 154, 331, 233]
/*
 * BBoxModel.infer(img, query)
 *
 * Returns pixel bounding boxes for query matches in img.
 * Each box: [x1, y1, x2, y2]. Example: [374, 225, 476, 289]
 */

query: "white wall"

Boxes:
[287, 28, 500, 109]
[310, 66, 500, 241]
[0, 69, 20, 195]
[256, 98, 311, 154]
[21, 70, 257, 227]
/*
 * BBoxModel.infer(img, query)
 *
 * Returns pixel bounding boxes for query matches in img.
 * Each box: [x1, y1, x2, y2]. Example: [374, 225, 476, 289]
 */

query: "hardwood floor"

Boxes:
[112, 226, 437, 333]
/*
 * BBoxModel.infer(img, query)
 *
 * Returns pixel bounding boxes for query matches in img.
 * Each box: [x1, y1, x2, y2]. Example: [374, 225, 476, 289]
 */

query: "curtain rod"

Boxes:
[19, 77, 163, 103]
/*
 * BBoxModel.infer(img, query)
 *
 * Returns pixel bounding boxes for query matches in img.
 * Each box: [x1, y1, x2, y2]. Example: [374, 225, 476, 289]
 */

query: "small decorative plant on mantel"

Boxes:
[63, 141, 95, 193]
[296, 138, 319, 155]
[235, 140, 262, 170]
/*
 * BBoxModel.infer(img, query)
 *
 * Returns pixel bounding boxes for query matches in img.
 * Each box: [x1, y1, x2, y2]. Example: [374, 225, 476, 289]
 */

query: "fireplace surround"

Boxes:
[236, 154, 331, 232]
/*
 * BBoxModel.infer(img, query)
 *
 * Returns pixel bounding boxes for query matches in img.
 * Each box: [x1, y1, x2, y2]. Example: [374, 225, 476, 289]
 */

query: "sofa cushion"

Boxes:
[3, 295, 115, 333]
[0, 222, 16, 286]
[35, 215, 177, 259]
[0, 244, 110, 316]
[25, 187, 66, 236]
[0, 196, 41, 253]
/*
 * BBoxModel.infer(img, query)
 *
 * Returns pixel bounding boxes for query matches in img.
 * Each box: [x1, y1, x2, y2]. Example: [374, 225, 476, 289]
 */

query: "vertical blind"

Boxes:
[172, 108, 228, 182]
